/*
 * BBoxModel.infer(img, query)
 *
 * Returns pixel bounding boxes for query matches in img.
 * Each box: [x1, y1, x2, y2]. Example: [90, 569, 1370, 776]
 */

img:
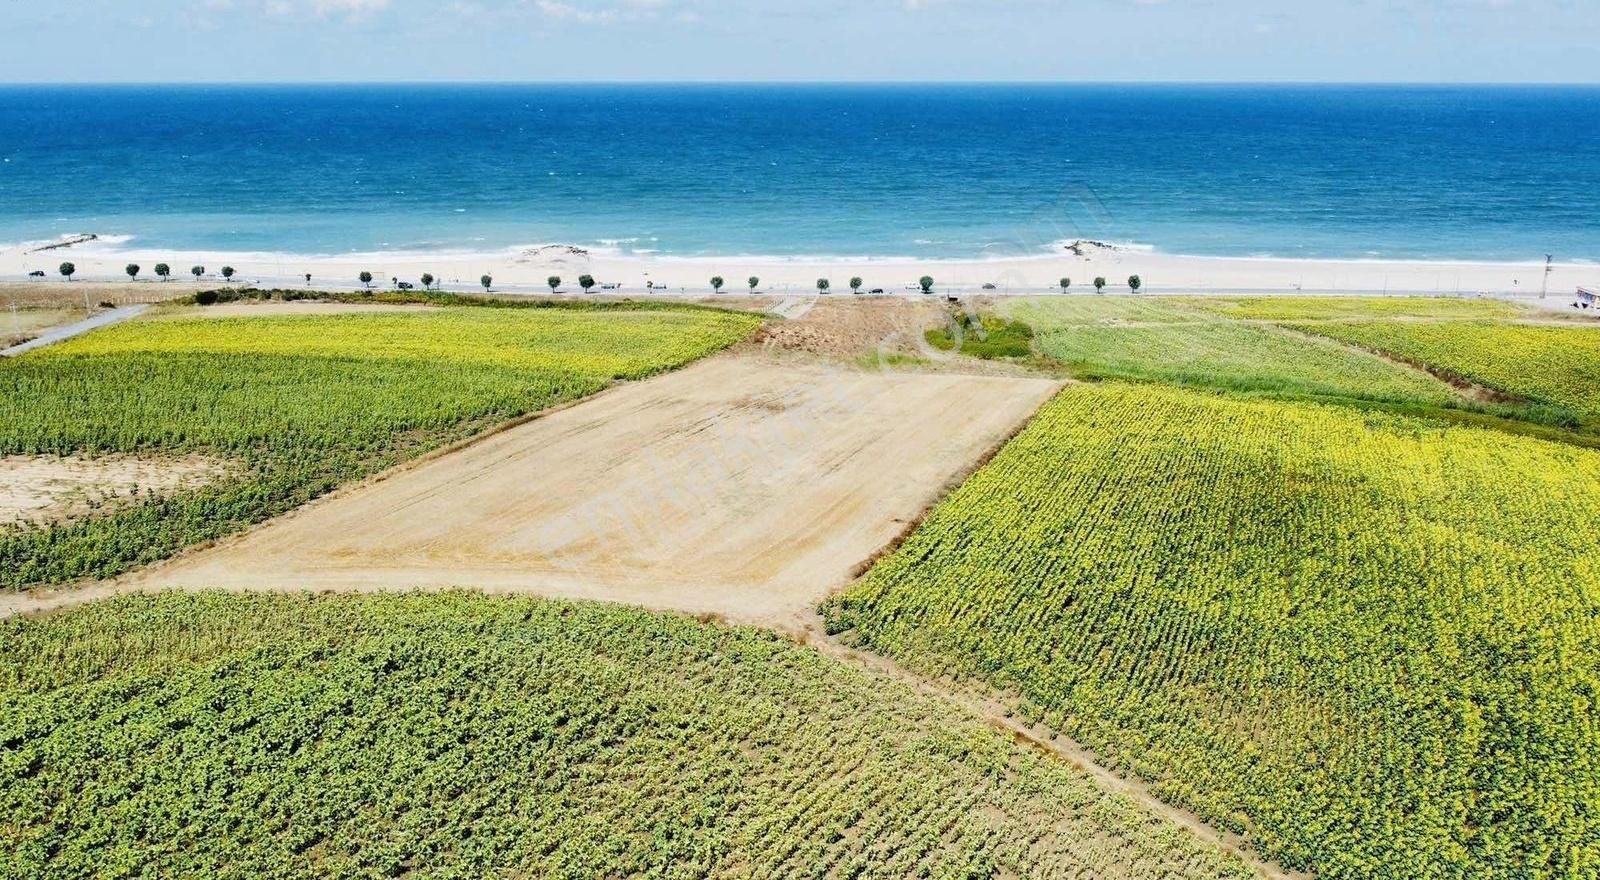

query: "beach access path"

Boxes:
[0, 305, 148, 358]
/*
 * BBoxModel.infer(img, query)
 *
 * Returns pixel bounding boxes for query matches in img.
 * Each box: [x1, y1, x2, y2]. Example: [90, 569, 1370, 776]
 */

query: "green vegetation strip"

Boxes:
[1284, 319, 1600, 429]
[0, 592, 1253, 880]
[1005, 297, 1462, 405]
[0, 307, 760, 588]
[825, 382, 1600, 880]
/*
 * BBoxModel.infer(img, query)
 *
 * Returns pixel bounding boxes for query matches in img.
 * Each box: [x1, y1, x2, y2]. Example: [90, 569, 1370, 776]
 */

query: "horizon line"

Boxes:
[2, 79, 1598, 88]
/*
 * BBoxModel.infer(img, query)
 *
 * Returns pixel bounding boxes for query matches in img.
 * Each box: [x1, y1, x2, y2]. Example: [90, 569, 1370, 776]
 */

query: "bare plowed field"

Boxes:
[96, 356, 1057, 628]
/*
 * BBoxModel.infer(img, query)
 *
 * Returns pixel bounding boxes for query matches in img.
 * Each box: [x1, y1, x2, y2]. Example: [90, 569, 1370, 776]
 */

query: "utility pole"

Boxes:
[1541, 254, 1553, 300]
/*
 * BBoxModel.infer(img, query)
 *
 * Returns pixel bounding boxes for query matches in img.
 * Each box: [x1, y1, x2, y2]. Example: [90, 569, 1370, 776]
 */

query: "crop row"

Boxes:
[0, 307, 761, 587]
[825, 382, 1600, 880]
[0, 592, 1254, 880]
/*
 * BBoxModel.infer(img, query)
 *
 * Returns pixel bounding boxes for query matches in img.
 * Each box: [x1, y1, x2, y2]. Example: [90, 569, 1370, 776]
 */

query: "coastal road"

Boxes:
[0, 305, 148, 358]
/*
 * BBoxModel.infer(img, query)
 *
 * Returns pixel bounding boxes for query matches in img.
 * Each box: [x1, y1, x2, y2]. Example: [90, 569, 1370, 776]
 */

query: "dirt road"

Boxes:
[15, 355, 1056, 628]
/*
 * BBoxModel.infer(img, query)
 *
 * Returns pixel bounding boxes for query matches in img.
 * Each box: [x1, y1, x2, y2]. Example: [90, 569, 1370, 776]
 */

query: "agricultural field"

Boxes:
[1191, 295, 1526, 322]
[1284, 319, 1600, 429]
[824, 381, 1600, 880]
[1003, 296, 1461, 404]
[0, 592, 1255, 880]
[0, 305, 760, 588]
[0, 308, 77, 348]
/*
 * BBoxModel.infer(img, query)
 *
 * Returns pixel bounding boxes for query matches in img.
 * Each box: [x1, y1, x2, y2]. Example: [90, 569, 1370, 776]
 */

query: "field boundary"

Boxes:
[803, 631, 1312, 880]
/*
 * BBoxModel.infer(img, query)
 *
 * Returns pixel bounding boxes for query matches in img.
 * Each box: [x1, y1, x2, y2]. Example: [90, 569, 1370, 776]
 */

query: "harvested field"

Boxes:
[113, 355, 1059, 629]
[0, 454, 228, 527]
[0, 283, 191, 310]
[1, 308, 78, 348]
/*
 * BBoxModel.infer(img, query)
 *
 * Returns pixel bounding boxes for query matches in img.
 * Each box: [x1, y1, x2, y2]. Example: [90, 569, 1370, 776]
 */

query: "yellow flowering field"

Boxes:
[825, 381, 1600, 880]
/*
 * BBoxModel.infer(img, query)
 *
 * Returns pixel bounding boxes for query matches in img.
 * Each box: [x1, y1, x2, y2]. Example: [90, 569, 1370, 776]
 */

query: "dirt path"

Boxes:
[1, 355, 1059, 628]
[0, 305, 148, 357]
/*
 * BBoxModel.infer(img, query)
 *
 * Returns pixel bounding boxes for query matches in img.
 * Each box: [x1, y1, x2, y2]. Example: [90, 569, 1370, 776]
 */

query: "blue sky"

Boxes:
[5, 0, 1597, 83]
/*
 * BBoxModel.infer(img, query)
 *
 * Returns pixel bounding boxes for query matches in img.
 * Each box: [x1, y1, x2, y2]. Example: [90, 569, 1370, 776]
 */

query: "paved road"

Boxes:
[0, 305, 148, 358]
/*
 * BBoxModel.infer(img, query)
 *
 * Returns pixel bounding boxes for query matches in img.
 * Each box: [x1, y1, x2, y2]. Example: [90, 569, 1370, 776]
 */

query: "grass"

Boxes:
[1286, 319, 1600, 430]
[0, 592, 1255, 880]
[0, 306, 761, 588]
[1004, 297, 1461, 405]
[1190, 295, 1526, 322]
[825, 381, 1600, 880]
[925, 311, 1035, 359]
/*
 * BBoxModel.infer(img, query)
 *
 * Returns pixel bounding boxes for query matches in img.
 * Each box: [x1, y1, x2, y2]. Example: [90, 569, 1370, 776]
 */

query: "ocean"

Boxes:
[0, 84, 1596, 263]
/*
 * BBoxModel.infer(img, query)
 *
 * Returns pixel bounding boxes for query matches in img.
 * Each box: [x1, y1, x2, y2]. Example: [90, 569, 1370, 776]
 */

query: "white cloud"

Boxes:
[533, 0, 679, 25]
[313, 0, 392, 18]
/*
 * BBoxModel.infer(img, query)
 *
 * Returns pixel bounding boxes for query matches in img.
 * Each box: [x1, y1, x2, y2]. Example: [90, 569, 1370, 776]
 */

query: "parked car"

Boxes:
[869, 288, 885, 295]
[28, 270, 46, 278]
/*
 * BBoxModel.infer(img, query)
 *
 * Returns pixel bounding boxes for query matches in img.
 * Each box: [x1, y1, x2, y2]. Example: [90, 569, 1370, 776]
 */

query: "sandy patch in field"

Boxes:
[156, 302, 443, 319]
[0, 454, 229, 527]
[122, 355, 1059, 629]
[753, 297, 946, 358]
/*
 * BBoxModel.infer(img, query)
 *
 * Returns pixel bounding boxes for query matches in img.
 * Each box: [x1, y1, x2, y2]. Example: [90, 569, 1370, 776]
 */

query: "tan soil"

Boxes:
[10, 355, 1057, 629]
[753, 296, 946, 359]
[0, 283, 195, 310]
[0, 454, 229, 528]
[1, 308, 78, 347]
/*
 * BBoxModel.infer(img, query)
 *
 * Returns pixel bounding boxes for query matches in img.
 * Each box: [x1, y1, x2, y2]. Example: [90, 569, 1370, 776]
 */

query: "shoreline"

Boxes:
[3, 236, 1594, 299]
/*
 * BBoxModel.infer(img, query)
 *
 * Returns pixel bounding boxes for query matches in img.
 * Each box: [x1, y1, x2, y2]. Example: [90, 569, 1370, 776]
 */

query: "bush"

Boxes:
[194, 290, 220, 306]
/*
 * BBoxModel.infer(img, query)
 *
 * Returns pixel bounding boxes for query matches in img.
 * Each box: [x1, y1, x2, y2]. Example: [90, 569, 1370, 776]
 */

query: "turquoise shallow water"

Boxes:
[0, 84, 1596, 262]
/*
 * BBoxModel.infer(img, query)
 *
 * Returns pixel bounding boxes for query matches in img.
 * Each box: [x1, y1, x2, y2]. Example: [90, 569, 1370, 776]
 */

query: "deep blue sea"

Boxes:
[0, 84, 1596, 262]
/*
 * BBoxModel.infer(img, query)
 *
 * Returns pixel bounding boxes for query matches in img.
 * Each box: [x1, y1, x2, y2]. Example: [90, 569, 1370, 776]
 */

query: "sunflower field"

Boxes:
[825, 381, 1600, 880]
[0, 306, 760, 588]
[0, 592, 1254, 880]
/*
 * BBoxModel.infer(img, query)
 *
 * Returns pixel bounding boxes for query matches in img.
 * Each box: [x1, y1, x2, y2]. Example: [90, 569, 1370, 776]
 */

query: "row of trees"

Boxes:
[1061, 276, 1143, 293]
[56, 262, 236, 282]
[52, 262, 1145, 296]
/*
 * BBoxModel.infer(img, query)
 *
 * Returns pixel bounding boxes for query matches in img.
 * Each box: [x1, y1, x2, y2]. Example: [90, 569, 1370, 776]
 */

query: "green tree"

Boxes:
[548, 276, 562, 294]
[359, 271, 373, 289]
[1093, 276, 1107, 293]
[579, 274, 596, 294]
[748, 276, 760, 292]
[850, 276, 864, 295]
[817, 278, 831, 295]
[221, 266, 236, 282]
[58, 262, 75, 281]
[481, 274, 493, 291]
[305, 273, 312, 286]
[1129, 275, 1143, 293]
[154, 263, 171, 282]
[711, 276, 725, 294]
[125, 264, 140, 281]
[191, 265, 205, 282]
[1059, 277, 1071, 292]
[919, 275, 935, 294]
[421, 273, 435, 291]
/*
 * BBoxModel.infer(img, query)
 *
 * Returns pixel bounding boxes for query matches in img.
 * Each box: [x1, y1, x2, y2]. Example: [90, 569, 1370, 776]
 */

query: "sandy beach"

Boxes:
[2, 235, 1594, 300]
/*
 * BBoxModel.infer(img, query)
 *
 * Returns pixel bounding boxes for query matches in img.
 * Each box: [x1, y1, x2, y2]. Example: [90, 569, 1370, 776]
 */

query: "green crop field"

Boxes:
[0, 592, 1253, 880]
[1004, 297, 1460, 404]
[1284, 320, 1600, 429]
[0, 306, 760, 588]
[1191, 295, 1525, 322]
[825, 381, 1600, 880]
